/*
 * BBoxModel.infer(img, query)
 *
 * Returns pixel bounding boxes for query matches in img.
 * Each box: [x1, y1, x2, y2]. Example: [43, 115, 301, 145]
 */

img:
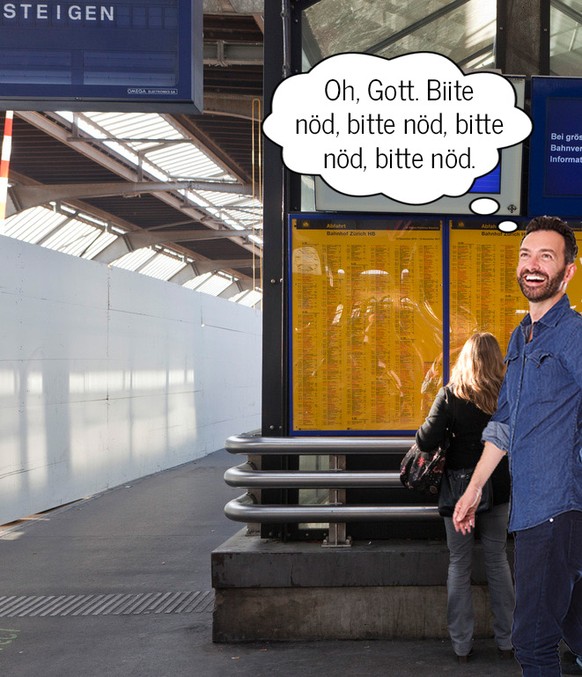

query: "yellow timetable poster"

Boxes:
[565, 222, 582, 314]
[449, 219, 582, 362]
[291, 216, 582, 434]
[449, 220, 527, 360]
[291, 216, 444, 433]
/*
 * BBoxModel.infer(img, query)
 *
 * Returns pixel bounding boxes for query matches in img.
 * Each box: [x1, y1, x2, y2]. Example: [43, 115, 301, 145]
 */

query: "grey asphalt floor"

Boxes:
[0, 448, 525, 677]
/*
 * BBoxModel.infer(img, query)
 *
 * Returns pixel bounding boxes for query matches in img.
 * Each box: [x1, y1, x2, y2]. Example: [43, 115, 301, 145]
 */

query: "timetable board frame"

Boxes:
[0, 0, 202, 113]
[289, 213, 445, 436]
[288, 213, 582, 436]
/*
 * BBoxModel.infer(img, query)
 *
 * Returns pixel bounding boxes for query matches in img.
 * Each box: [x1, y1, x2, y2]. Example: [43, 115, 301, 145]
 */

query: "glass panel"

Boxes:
[302, 0, 495, 71]
[550, 0, 582, 75]
[298, 455, 330, 529]
[299, 0, 496, 208]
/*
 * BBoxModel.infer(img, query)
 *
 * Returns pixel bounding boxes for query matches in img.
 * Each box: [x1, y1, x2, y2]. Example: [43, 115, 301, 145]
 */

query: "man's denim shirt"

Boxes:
[482, 294, 582, 532]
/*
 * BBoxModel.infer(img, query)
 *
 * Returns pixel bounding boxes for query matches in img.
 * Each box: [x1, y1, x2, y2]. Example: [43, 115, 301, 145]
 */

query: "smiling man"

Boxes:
[453, 216, 582, 676]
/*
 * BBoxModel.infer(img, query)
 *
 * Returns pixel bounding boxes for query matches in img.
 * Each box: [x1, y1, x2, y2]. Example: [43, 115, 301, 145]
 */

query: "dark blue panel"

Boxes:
[0, 0, 202, 112]
[529, 76, 582, 218]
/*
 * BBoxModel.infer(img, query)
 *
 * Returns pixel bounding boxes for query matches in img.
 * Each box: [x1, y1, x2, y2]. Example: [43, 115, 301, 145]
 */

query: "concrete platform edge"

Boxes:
[213, 585, 495, 642]
[211, 530, 505, 642]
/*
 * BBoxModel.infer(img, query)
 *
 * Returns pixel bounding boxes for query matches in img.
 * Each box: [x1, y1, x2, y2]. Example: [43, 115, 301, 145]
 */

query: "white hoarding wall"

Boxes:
[0, 235, 261, 524]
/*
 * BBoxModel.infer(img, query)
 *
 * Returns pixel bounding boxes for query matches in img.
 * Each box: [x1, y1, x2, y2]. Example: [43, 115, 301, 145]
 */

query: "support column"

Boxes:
[497, 0, 549, 74]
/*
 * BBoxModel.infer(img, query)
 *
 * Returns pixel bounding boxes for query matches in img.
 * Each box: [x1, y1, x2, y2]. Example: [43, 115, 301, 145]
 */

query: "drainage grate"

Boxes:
[0, 591, 214, 617]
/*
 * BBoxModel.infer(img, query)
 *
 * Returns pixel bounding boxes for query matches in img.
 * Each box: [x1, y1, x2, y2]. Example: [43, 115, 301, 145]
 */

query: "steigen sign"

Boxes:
[0, 0, 202, 113]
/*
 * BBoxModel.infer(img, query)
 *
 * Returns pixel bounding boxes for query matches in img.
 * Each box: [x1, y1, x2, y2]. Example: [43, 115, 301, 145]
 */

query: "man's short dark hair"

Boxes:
[524, 216, 579, 264]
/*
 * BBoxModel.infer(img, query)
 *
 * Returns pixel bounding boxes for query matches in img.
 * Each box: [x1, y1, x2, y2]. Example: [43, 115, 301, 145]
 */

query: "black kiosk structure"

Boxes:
[212, 0, 582, 641]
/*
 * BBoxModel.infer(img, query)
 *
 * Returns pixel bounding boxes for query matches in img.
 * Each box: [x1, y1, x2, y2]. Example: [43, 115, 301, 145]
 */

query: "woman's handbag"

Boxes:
[399, 441, 447, 497]
[438, 467, 493, 517]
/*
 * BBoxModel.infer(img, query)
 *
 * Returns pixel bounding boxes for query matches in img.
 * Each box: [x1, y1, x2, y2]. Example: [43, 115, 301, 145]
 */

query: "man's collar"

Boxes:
[521, 293, 570, 329]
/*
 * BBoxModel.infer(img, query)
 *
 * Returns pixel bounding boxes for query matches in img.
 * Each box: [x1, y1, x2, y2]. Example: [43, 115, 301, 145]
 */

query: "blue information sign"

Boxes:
[529, 76, 582, 217]
[0, 0, 202, 113]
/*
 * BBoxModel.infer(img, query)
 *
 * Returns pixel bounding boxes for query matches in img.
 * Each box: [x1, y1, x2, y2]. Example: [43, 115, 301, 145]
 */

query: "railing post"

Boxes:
[322, 454, 351, 547]
[245, 454, 261, 536]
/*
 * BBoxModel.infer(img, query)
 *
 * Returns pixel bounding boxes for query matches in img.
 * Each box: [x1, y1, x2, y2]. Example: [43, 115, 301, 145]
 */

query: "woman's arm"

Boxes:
[415, 387, 450, 451]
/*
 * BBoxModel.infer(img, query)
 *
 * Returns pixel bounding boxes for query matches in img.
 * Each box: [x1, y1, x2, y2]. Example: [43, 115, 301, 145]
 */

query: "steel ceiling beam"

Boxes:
[94, 230, 257, 264]
[195, 258, 256, 274]
[364, 0, 471, 54]
[8, 181, 191, 216]
[8, 179, 251, 216]
[124, 228, 257, 248]
[204, 41, 263, 66]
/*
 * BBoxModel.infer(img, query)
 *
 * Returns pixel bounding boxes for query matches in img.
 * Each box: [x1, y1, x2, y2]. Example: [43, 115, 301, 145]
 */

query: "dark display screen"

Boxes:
[529, 76, 582, 217]
[0, 0, 202, 112]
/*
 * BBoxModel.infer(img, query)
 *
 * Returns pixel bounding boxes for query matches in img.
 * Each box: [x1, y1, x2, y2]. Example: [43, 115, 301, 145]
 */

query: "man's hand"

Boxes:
[452, 440, 507, 534]
[453, 484, 483, 534]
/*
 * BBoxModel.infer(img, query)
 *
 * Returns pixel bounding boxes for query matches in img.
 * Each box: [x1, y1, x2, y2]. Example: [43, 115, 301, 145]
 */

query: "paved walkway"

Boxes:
[0, 448, 525, 676]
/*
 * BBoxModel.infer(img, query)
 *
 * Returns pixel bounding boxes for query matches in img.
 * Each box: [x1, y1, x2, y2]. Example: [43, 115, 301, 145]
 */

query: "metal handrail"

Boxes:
[224, 462, 403, 488]
[224, 493, 440, 523]
[225, 432, 413, 455]
[222, 432, 440, 527]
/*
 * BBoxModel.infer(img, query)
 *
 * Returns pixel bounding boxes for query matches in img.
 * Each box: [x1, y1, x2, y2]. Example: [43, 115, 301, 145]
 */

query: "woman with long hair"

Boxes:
[416, 332, 514, 663]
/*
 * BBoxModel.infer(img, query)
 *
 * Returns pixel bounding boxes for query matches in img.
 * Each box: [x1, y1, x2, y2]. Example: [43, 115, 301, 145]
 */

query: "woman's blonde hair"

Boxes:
[449, 332, 505, 415]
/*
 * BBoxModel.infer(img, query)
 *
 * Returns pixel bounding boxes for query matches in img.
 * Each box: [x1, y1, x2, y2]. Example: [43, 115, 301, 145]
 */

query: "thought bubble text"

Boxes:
[263, 52, 532, 208]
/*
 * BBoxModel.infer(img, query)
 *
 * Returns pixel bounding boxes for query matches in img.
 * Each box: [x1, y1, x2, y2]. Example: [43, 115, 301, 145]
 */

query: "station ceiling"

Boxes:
[5, 0, 581, 306]
[4, 1, 265, 300]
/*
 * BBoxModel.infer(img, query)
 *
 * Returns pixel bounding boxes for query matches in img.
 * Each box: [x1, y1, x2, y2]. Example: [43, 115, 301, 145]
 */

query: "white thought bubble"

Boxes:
[498, 220, 519, 233]
[263, 52, 533, 207]
[470, 197, 500, 215]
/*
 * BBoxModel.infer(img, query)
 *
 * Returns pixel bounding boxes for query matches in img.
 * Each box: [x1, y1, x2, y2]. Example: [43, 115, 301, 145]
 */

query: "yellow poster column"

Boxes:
[291, 216, 443, 433]
[449, 219, 582, 359]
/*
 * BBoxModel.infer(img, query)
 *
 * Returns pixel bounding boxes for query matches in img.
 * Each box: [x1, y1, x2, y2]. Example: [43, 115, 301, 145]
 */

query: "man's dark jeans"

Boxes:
[513, 510, 582, 676]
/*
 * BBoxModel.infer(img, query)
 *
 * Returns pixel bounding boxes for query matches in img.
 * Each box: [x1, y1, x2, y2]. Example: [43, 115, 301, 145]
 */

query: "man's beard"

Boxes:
[517, 266, 567, 302]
